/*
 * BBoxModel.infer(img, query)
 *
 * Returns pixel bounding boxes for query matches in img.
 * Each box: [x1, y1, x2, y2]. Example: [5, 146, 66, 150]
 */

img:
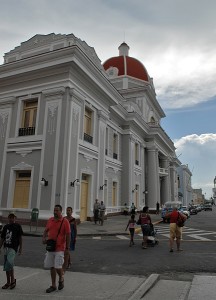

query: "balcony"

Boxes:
[84, 133, 93, 144]
[113, 153, 118, 159]
[18, 127, 35, 136]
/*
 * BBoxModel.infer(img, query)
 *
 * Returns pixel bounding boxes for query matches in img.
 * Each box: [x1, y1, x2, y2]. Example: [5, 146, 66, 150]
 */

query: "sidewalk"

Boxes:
[23, 213, 163, 237]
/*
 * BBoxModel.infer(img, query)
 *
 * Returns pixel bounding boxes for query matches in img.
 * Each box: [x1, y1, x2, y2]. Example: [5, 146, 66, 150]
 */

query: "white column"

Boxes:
[161, 158, 170, 205]
[147, 147, 160, 210]
[169, 164, 176, 202]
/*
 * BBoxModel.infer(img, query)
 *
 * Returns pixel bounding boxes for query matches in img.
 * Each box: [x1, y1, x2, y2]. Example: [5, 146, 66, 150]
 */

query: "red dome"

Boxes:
[103, 43, 149, 82]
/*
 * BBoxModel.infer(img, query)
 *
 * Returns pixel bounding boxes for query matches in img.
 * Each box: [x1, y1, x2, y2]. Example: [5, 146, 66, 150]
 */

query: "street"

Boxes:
[1, 208, 216, 281]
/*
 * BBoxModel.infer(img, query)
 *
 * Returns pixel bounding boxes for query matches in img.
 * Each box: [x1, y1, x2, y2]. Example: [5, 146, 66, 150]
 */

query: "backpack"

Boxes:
[140, 213, 150, 225]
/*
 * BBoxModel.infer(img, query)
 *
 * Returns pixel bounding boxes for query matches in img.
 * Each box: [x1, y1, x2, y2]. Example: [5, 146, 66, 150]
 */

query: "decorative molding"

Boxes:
[12, 161, 33, 170]
[48, 101, 58, 135]
[0, 96, 16, 105]
[83, 154, 94, 162]
[73, 105, 79, 121]
[0, 111, 9, 139]
[16, 150, 32, 157]
[42, 87, 65, 98]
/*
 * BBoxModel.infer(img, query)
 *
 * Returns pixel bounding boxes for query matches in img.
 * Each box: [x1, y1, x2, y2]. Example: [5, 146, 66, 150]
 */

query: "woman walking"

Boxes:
[137, 206, 151, 249]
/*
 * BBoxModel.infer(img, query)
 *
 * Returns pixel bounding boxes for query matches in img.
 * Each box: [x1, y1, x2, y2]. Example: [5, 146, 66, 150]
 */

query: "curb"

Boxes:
[128, 273, 160, 300]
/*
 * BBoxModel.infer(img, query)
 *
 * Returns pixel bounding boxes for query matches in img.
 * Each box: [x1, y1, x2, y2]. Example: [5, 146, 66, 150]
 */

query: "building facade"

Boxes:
[0, 33, 180, 222]
[177, 164, 193, 206]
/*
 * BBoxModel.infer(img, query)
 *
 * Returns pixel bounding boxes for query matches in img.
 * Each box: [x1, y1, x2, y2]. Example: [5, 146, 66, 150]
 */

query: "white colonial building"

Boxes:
[177, 164, 193, 206]
[0, 33, 180, 223]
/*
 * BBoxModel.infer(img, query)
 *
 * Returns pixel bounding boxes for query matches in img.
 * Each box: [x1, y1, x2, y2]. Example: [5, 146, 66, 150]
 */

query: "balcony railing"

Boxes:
[84, 133, 93, 144]
[18, 127, 35, 136]
[113, 153, 118, 159]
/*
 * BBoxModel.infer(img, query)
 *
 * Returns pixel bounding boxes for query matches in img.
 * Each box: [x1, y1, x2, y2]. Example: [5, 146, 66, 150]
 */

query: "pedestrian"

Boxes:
[123, 203, 129, 216]
[165, 206, 187, 252]
[42, 204, 71, 293]
[130, 202, 136, 215]
[99, 201, 106, 226]
[63, 207, 77, 271]
[156, 201, 160, 214]
[0, 212, 23, 290]
[137, 206, 151, 249]
[125, 214, 136, 246]
[93, 199, 100, 224]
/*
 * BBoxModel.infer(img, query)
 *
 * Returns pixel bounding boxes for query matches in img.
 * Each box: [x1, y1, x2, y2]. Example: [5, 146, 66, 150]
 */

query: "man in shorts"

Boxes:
[42, 204, 70, 293]
[165, 206, 187, 252]
[0, 212, 23, 290]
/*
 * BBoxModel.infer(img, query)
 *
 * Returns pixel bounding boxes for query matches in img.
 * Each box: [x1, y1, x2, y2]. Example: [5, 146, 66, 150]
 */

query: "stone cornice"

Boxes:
[42, 87, 65, 97]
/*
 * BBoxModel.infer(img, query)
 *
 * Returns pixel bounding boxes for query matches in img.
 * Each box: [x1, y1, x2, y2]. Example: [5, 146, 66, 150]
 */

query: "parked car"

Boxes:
[161, 201, 182, 222]
[204, 203, 212, 211]
[189, 206, 198, 215]
[196, 205, 202, 212]
[180, 206, 190, 218]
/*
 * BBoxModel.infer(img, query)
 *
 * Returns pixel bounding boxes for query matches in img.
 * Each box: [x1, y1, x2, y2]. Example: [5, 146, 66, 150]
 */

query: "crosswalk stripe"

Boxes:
[187, 234, 212, 241]
[116, 235, 129, 240]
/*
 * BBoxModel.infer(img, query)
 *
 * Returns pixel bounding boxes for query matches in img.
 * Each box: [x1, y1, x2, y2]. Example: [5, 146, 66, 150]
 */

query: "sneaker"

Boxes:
[170, 249, 174, 252]
[46, 286, 57, 293]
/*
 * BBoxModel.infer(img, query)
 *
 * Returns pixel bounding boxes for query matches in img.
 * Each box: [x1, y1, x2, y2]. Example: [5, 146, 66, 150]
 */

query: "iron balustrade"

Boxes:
[84, 133, 93, 144]
[113, 153, 118, 159]
[18, 127, 35, 136]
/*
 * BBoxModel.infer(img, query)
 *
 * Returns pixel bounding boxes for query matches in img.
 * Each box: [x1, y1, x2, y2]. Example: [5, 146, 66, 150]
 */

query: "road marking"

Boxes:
[17, 272, 40, 282]
[187, 234, 212, 241]
[93, 236, 101, 239]
[116, 235, 129, 240]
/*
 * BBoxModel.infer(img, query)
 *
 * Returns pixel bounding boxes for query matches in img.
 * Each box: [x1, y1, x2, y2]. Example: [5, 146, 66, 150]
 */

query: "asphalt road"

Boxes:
[1, 208, 216, 280]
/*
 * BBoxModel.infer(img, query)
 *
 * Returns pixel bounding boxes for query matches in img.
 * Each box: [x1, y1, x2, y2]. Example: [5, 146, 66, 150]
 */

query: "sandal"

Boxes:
[10, 279, 16, 290]
[2, 283, 10, 289]
[46, 286, 57, 293]
[58, 279, 64, 290]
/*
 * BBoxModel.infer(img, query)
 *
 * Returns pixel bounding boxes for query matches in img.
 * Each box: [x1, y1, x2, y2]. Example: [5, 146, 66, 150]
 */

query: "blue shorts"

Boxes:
[3, 248, 16, 272]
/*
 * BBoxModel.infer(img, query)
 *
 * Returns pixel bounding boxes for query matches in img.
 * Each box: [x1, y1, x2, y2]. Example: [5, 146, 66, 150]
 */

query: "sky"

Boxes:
[0, 0, 216, 199]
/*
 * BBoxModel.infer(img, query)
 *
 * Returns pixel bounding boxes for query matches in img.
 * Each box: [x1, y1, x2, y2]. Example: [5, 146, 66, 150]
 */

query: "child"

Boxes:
[125, 214, 136, 246]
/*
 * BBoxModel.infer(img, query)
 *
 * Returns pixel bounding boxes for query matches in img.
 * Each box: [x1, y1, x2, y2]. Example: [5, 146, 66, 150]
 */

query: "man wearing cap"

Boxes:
[0, 212, 23, 289]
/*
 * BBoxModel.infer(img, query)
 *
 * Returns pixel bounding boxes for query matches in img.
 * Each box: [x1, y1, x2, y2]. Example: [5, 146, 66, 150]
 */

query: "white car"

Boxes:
[181, 206, 190, 218]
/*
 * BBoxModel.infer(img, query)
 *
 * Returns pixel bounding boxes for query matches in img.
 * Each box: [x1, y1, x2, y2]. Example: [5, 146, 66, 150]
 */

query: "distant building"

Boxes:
[0, 33, 180, 223]
[177, 165, 193, 206]
[192, 188, 204, 205]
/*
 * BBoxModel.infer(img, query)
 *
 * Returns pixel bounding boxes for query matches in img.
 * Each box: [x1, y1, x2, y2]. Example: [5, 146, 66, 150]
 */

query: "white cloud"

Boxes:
[174, 134, 216, 198]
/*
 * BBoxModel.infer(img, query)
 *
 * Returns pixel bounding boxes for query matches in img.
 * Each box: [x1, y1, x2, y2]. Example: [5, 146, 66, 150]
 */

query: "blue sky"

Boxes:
[0, 0, 215, 198]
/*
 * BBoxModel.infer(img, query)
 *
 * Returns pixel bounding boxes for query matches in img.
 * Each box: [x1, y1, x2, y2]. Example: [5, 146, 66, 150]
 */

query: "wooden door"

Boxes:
[13, 171, 31, 208]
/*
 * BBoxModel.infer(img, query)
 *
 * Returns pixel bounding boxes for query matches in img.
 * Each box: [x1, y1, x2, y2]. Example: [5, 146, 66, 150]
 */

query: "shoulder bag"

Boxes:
[46, 218, 64, 252]
[176, 212, 185, 227]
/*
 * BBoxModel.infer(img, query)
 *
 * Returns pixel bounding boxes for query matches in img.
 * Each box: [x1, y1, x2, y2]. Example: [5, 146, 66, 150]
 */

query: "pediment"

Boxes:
[13, 162, 33, 170]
